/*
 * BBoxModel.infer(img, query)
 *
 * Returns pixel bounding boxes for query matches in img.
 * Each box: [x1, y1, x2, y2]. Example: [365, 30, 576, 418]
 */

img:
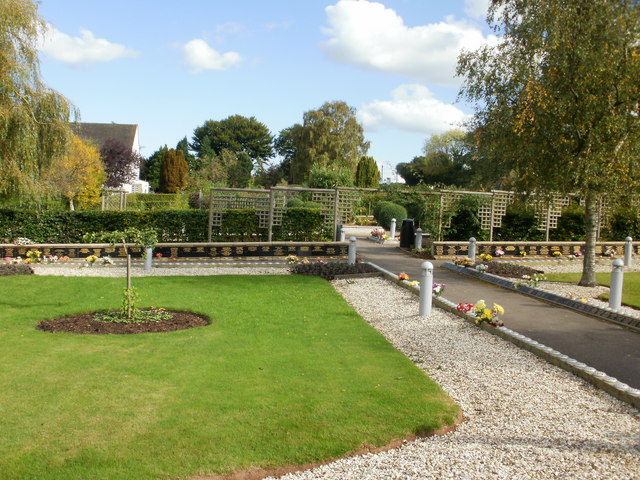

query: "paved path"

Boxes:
[356, 239, 640, 390]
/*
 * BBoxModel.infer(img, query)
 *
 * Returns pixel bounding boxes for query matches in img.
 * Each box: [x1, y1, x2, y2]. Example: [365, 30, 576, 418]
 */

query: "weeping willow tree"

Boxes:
[458, 0, 640, 286]
[0, 0, 77, 200]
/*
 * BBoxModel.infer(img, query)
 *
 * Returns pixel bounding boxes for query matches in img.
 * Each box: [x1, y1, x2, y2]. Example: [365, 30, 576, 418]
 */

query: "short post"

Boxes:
[610, 259, 624, 311]
[419, 261, 433, 316]
[144, 247, 153, 271]
[415, 228, 423, 250]
[390, 218, 397, 241]
[468, 237, 477, 263]
[340, 228, 346, 242]
[348, 236, 357, 265]
[624, 236, 633, 266]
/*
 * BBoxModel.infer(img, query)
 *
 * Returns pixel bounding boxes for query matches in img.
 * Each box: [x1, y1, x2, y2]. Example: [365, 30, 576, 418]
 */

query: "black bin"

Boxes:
[399, 218, 415, 248]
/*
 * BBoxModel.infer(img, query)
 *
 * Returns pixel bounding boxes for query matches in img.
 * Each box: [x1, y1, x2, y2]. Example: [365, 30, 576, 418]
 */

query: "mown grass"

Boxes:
[545, 271, 640, 308]
[0, 275, 458, 480]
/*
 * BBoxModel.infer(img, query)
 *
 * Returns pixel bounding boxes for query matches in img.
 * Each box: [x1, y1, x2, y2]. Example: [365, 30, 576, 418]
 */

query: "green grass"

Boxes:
[0, 275, 458, 480]
[545, 271, 640, 308]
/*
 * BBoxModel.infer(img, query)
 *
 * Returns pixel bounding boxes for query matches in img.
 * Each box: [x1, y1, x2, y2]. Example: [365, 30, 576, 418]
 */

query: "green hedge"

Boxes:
[126, 193, 190, 211]
[0, 208, 329, 243]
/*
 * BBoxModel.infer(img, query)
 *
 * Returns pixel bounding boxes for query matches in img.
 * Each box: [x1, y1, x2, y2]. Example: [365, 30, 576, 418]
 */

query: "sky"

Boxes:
[37, 0, 496, 182]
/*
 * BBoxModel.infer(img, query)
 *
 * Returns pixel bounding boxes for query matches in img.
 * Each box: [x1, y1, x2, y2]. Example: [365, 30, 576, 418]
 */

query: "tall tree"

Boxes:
[0, 0, 77, 199]
[47, 135, 106, 210]
[141, 145, 166, 192]
[191, 115, 273, 172]
[287, 101, 370, 184]
[457, 0, 640, 286]
[176, 136, 200, 171]
[100, 139, 142, 189]
[159, 148, 188, 193]
[354, 156, 380, 188]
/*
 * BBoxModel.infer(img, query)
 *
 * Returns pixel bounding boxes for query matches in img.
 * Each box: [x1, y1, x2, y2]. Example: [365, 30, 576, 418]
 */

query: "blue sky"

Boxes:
[37, 0, 495, 181]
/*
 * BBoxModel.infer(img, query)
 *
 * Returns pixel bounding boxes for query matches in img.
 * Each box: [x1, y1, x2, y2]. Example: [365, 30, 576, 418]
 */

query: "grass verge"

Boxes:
[0, 275, 458, 480]
[544, 271, 640, 308]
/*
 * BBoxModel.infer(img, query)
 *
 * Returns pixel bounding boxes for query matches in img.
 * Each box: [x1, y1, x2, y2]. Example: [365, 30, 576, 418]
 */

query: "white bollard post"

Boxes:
[390, 218, 397, 241]
[340, 228, 346, 242]
[624, 236, 633, 266]
[348, 236, 357, 265]
[419, 261, 433, 316]
[144, 247, 153, 271]
[610, 259, 624, 311]
[415, 228, 423, 250]
[468, 237, 477, 263]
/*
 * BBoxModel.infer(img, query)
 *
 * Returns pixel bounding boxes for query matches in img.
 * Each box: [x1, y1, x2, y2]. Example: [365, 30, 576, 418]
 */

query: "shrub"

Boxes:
[302, 201, 323, 209]
[0, 264, 34, 276]
[376, 202, 407, 230]
[290, 261, 378, 280]
[486, 262, 544, 278]
[552, 204, 585, 241]
[372, 200, 394, 220]
[443, 195, 488, 241]
[604, 207, 640, 240]
[286, 198, 304, 208]
[273, 207, 329, 241]
[496, 202, 544, 241]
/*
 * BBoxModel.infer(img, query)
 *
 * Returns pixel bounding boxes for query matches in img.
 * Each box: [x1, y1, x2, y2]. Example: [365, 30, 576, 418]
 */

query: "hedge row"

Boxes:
[0, 208, 330, 243]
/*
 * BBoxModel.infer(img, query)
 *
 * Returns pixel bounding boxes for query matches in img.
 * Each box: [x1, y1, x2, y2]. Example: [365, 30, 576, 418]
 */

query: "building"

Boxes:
[71, 122, 150, 193]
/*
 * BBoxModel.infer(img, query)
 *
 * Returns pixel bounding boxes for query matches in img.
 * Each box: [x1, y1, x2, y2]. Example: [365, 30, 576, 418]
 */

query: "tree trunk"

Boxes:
[579, 192, 598, 286]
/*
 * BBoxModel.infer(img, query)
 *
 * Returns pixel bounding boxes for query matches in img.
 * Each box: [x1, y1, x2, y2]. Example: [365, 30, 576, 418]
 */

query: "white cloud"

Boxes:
[359, 84, 470, 135]
[464, 0, 490, 20]
[322, 0, 497, 86]
[182, 39, 242, 73]
[39, 24, 139, 66]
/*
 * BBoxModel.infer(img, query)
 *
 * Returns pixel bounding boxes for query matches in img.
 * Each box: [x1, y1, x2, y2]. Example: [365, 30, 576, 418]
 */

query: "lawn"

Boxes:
[0, 275, 458, 480]
[545, 271, 640, 308]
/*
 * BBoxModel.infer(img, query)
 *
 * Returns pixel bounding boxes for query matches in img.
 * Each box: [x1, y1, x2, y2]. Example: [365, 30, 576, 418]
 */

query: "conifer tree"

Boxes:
[159, 148, 188, 193]
[354, 156, 380, 188]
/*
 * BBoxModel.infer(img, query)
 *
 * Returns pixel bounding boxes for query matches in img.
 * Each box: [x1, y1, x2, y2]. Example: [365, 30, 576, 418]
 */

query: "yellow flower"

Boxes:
[474, 299, 486, 310]
[493, 304, 504, 315]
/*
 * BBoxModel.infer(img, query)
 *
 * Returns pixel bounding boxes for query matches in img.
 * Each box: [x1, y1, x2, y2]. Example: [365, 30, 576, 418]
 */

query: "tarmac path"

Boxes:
[356, 239, 640, 390]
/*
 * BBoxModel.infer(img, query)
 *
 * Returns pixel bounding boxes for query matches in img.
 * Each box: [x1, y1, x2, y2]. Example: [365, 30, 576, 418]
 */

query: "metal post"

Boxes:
[390, 218, 397, 241]
[144, 247, 153, 271]
[415, 228, 423, 250]
[468, 237, 477, 263]
[610, 259, 624, 311]
[419, 261, 433, 316]
[624, 236, 633, 266]
[348, 236, 357, 265]
[340, 228, 346, 242]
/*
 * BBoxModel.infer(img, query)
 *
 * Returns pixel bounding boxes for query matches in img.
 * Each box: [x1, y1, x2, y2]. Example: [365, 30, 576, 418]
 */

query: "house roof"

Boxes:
[71, 122, 138, 151]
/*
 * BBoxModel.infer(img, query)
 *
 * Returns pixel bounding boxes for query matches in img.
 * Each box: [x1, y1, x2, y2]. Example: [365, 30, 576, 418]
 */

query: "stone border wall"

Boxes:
[0, 242, 349, 261]
[430, 240, 636, 258]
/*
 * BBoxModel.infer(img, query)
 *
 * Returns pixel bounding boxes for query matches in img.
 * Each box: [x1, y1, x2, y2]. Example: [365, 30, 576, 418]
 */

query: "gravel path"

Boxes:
[265, 278, 640, 480]
[30, 264, 640, 478]
[30, 265, 289, 277]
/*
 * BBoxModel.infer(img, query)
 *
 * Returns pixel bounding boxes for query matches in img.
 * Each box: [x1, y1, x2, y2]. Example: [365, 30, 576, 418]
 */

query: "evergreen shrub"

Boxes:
[551, 205, 585, 241]
[376, 202, 407, 230]
[496, 203, 543, 241]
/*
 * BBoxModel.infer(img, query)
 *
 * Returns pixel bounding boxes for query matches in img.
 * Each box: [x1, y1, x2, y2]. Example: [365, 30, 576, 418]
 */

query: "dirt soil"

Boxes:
[37, 310, 209, 334]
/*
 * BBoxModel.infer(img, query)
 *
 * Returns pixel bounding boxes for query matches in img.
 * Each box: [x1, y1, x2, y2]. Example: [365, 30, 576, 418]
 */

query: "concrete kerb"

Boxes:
[443, 262, 640, 333]
[363, 261, 640, 410]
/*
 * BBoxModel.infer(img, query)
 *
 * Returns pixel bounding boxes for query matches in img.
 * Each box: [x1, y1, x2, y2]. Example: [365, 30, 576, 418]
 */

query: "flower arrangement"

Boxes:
[155, 252, 163, 259]
[516, 273, 546, 288]
[604, 246, 617, 257]
[25, 249, 42, 263]
[85, 254, 99, 265]
[494, 248, 505, 257]
[574, 249, 582, 257]
[42, 255, 58, 263]
[285, 254, 299, 264]
[453, 257, 474, 267]
[478, 253, 493, 262]
[551, 251, 562, 257]
[432, 283, 446, 297]
[370, 228, 385, 239]
[457, 299, 505, 327]
[519, 250, 527, 257]
[101, 256, 115, 265]
[398, 272, 409, 281]
[409, 280, 420, 287]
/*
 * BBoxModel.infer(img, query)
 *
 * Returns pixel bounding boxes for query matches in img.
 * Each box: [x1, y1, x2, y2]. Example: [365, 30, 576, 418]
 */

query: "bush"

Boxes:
[286, 198, 304, 208]
[486, 262, 544, 278]
[290, 261, 378, 280]
[604, 207, 640, 240]
[376, 202, 407, 230]
[273, 208, 330, 241]
[496, 203, 544, 241]
[302, 201, 323, 209]
[552, 204, 585, 241]
[0, 264, 34, 276]
[443, 195, 488, 241]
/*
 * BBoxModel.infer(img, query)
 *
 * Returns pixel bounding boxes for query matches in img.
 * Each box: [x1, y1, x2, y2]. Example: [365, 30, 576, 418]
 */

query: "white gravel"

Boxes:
[30, 263, 640, 478]
[30, 264, 289, 277]
[265, 278, 640, 480]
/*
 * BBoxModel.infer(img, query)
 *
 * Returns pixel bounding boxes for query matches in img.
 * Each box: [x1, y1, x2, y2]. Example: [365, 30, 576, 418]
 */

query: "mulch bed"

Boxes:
[37, 310, 209, 335]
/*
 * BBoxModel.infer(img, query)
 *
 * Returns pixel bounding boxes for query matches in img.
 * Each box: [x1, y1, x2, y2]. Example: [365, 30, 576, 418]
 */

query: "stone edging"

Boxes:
[362, 261, 640, 410]
[442, 262, 640, 333]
